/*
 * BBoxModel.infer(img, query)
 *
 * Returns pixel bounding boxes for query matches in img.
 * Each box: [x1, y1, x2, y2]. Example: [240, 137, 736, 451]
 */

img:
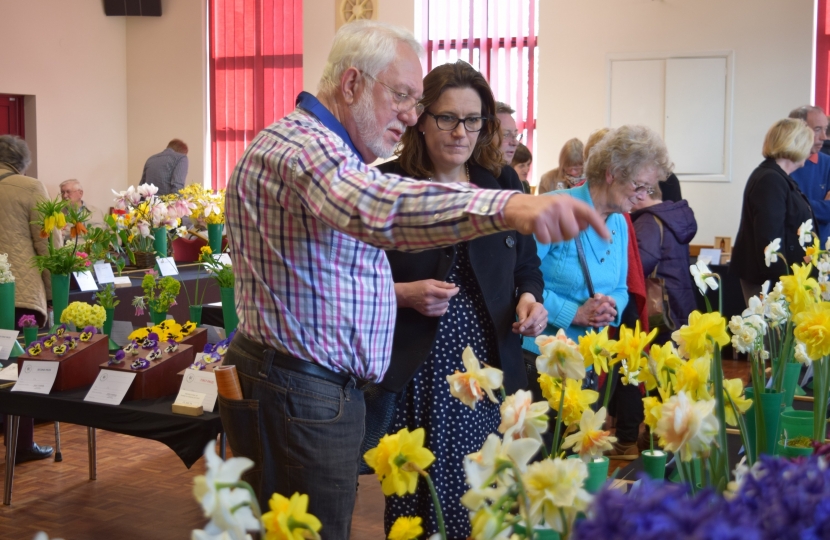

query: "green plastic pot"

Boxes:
[189, 305, 203, 327]
[51, 273, 70, 326]
[777, 440, 814, 458]
[150, 310, 168, 326]
[779, 410, 814, 443]
[782, 362, 802, 409]
[568, 454, 609, 493]
[642, 449, 668, 480]
[154, 227, 168, 258]
[220, 286, 238, 335]
[0, 282, 14, 330]
[745, 387, 784, 460]
[22, 326, 38, 346]
[207, 223, 224, 254]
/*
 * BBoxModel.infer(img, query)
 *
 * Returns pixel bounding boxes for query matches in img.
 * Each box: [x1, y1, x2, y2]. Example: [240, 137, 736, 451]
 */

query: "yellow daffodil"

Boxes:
[642, 396, 662, 431]
[539, 375, 598, 427]
[388, 516, 423, 540]
[535, 329, 585, 380]
[462, 432, 540, 507]
[806, 235, 822, 264]
[446, 346, 504, 409]
[363, 427, 435, 497]
[261, 492, 322, 540]
[672, 311, 730, 359]
[561, 407, 617, 461]
[644, 342, 682, 392]
[523, 457, 591, 534]
[674, 356, 712, 401]
[578, 327, 615, 374]
[469, 507, 504, 540]
[723, 378, 752, 426]
[794, 302, 830, 361]
[498, 389, 550, 442]
[655, 391, 719, 461]
[611, 321, 657, 367]
[781, 263, 820, 316]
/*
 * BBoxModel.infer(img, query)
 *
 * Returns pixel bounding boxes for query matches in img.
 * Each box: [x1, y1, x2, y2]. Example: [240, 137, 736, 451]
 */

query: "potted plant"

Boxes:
[18, 315, 39, 346]
[95, 283, 121, 350]
[132, 270, 181, 325]
[60, 301, 106, 332]
[200, 246, 236, 333]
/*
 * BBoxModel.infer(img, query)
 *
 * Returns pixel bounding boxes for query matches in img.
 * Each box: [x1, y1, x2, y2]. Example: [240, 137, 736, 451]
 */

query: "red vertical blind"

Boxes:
[818, 0, 830, 114]
[210, 0, 303, 189]
[424, 0, 538, 155]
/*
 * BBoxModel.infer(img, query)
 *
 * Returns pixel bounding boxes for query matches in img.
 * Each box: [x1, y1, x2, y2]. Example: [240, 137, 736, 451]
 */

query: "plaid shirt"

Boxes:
[225, 92, 516, 381]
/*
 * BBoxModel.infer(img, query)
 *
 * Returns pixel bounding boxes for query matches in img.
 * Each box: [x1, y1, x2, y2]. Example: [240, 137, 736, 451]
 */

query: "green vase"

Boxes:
[782, 362, 802, 410]
[150, 310, 168, 326]
[642, 450, 668, 480]
[513, 524, 560, 539]
[220, 286, 238, 335]
[778, 410, 814, 445]
[154, 227, 168, 258]
[0, 281, 14, 330]
[22, 326, 38, 346]
[51, 273, 70, 327]
[207, 223, 224, 254]
[103, 307, 114, 337]
[744, 388, 784, 460]
[189, 305, 203, 327]
[777, 440, 814, 458]
[567, 454, 609, 493]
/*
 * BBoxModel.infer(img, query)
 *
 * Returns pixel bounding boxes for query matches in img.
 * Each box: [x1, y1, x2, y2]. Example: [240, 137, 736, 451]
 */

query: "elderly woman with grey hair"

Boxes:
[0, 135, 54, 462]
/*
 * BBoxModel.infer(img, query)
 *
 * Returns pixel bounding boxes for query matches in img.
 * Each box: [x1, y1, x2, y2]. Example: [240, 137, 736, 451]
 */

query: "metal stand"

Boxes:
[54, 421, 62, 462]
[87, 427, 97, 481]
[3, 415, 19, 505]
[220, 432, 227, 460]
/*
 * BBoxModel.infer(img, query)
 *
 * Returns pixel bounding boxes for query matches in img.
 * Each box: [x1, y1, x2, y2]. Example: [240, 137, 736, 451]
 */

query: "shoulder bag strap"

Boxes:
[0, 172, 15, 183]
[574, 234, 596, 298]
[650, 215, 664, 278]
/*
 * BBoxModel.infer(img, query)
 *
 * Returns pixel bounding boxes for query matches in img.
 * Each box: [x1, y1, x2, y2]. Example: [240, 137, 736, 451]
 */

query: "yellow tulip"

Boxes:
[794, 302, 830, 361]
[363, 427, 436, 497]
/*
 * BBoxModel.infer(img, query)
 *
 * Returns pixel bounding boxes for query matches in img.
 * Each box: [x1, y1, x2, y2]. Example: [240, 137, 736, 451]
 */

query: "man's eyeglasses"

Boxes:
[502, 130, 523, 142]
[361, 72, 424, 116]
[424, 111, 487, 132]
[631, 183, 655, 196]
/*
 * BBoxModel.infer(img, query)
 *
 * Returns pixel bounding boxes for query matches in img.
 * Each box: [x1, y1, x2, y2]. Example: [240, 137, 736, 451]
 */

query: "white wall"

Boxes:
[126, 0, 207, 187]
[0, 0, 128, 214]
[536, 0, 815, 245]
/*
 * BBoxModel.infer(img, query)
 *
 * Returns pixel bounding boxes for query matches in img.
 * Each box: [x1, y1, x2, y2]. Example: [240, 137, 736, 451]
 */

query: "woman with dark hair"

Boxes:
[377, 60, 546, 539]
[511, 143, 533, 193]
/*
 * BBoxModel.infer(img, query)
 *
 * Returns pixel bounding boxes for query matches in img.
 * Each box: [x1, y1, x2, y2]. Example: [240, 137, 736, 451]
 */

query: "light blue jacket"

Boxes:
[523, 183, 629, 353]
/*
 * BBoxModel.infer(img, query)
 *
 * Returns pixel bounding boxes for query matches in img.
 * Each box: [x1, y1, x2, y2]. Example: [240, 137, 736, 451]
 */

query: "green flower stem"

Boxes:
[505, 461, 534, 538]
[214, 480, 265, 537]
[559, 507, 570, 540]
[418, 470, 447, 540]
[551, 377, 567, 457]
[748, 350, 768, 456]
[710, 343, 730, 488]
[724, 387, 753, 467]
[602, 364, 617, 410]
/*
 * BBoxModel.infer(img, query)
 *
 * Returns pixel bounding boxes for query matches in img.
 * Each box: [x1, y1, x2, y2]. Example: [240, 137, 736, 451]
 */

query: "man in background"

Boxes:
[496, 101, 521, 164]
[139, 139, 188, 196]
[789, 105, 830, 243]
[59, 179, 100, 227]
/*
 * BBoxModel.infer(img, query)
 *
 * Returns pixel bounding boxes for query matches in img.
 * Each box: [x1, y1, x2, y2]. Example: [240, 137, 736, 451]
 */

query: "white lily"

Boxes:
[690, 260, 718, 295]
[764, 238, 781, 267]
[798, 219, 813, 247]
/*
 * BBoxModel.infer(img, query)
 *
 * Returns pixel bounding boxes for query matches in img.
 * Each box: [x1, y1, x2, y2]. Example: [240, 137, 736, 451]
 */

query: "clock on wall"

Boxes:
[335, 0, 377, 29]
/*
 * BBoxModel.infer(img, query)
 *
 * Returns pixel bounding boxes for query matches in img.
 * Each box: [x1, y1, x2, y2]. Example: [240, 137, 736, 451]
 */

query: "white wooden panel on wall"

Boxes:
[609, 59, 665, 135]
[664, 57, 727, 175]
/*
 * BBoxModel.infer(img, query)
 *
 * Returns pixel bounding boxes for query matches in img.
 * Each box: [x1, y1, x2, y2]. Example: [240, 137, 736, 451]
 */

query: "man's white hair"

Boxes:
[318, 20, 423, 93]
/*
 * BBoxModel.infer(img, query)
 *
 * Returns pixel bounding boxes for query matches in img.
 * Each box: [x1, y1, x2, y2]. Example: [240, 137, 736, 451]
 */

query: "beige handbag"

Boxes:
[646, 216, 676, 333]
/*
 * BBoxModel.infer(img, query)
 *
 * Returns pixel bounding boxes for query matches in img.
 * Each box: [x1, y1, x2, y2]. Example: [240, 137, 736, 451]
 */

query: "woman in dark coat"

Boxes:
[377, 61, 546, 539]
[731, 118, 815, 304]
[631, 183, 698, 343]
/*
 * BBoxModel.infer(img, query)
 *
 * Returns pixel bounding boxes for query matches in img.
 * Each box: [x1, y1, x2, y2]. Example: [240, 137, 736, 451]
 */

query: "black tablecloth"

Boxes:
[0, 386, 223, 468]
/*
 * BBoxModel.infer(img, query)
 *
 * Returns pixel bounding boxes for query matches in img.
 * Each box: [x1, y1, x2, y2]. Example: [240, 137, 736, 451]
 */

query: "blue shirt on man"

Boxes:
[790, 153, 830, 244]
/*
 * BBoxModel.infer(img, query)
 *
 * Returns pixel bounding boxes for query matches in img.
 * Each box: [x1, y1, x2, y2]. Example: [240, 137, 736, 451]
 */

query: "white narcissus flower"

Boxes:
[561, 407, 617, 461]
[798, 219, 813, 247]
[654, 391, 719, 462]
[535, 329, 585, 381]
[690, 260, 718, 295]
[742, 296, 765, 319]
[795, 341, 812, 366]
[764, 238, 781, 267]
[446, 346, 503, 409]
[193, 441, 254, 521]
[192, 530, 251, 540]
[522, 457, 591, 533]
[201, 488, 259, 540]
[498, 389, 550, 442]
[461, 431, 540, 511]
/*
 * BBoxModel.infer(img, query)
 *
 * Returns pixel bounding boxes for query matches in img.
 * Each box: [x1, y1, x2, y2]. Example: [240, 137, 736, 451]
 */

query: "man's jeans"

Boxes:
[219, 333, 366, 540]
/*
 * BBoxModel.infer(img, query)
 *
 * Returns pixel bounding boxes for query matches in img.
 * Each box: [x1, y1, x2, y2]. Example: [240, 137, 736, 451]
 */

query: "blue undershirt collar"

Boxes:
[296, 91, 364, 163]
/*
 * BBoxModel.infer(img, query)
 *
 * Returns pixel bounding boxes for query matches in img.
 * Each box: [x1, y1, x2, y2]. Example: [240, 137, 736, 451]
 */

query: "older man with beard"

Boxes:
[222, 20, 607, 538]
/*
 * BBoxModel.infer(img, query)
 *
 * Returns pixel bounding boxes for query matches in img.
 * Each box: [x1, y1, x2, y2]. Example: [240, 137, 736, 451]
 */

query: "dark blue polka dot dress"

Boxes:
[384, 243, 501, 540]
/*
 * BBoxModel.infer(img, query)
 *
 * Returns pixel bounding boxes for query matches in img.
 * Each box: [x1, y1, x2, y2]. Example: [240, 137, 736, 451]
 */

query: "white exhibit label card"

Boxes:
[84, 370, 136, 405]
[697, 248, 722, 266]
[174, 389, 206, 408]
[0, 329, 20, 361]
[157, 257, 179, 276]
[12, 361, 58, 394]
[213, 253, 232, 266]
[180, 369, 218, 412]
[113, 276, 132, 288]
[0, 363, 18, 381]
[93, 262, 116, 284]
[74, 270, 99, 291]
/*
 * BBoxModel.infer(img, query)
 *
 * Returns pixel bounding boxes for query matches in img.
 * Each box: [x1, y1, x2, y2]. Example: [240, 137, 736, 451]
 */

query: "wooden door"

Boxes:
[0, 94, 24, 137]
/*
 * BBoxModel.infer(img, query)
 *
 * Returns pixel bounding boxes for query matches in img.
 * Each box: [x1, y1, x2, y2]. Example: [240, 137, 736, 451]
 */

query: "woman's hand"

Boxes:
[572, 294, 617, 328]
[513, 293, 548, 336]
[394, 280, 459, 317]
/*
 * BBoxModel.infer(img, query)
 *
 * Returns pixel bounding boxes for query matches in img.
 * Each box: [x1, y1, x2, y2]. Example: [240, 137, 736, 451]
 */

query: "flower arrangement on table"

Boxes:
[0, 253, 15, 284]
[60, 301, 106, 330]
[30, 197, 92, 275]
[131, 270, 180, 319]
[94, 283, 120, 310]
[109, 183, 191, 265]
[179, 184, 226, 228]
[199, 246, 234, 289]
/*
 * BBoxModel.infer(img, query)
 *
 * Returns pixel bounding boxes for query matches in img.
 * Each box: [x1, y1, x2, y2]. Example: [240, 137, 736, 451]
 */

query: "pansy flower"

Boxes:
[52, 344, 67, 356]
[181, 321, 197, 335]
[204, 351, 221, 364]
[130, 358, 150, 370]
[27, 342, 42, 356]
[216, 340, 230, 356]
[54, 324, 67, 337]
[80, 326, 98, 342]
[110, 350, 126, 364]
[189, 361, 206, 371]
[203, 343, 217, 354]
[42, 335, 57, 348]
[164, 339, 179, 354]
[123, 340, 139, 354]
[66, 336, 79, 349]
[147, 347, 162, 361]
[142, 332, 160, 349]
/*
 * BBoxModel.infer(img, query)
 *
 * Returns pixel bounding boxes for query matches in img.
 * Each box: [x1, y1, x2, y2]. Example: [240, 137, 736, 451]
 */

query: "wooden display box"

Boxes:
[17, 333, 108, 391]
[100, 344, 193, 401]
[180, 328, 208, 362]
